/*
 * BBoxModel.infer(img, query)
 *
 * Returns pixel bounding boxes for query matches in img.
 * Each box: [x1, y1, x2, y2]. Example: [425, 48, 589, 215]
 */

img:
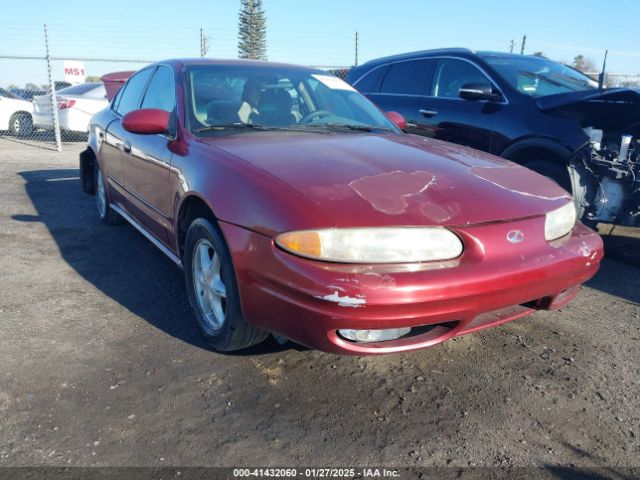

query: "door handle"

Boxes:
[419, 109, 438, 118]
[122, 141, 132, 155]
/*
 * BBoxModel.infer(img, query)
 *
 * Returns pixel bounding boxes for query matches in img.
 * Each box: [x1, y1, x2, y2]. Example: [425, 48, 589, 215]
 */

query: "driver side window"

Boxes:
[432, 59, 491, 98]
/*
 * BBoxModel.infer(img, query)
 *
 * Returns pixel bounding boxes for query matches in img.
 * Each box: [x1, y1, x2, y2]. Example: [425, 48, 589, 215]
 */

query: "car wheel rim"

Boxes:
[192, 239, 227, 331]
[96, 169, 107, 218]
[13, 119, 20, 133]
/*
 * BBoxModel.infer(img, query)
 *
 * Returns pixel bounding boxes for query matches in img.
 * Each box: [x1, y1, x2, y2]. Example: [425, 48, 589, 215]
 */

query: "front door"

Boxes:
[120, 65, 176, 245]
[417, 58, 504, 153]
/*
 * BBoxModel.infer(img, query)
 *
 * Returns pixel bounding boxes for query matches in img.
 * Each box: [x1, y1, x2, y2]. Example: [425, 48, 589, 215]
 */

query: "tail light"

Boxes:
[57, 98, 76, 110]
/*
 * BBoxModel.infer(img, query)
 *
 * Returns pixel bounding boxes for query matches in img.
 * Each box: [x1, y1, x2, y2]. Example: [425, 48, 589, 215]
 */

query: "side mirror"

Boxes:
[458, 83, 501, 102]
[122, 109, 170, 135]
[385, 111, 407, 130]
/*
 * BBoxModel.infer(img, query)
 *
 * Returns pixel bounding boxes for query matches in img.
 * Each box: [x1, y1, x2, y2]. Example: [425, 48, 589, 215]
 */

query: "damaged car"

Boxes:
[348, 49, 640, 227]
[79, 59, 602, 354]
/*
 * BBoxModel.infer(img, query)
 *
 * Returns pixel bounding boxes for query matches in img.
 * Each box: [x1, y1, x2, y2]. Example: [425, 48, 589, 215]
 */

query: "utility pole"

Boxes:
[520, 34, 527, 55]
[509, 39, 515, 53]
[200, 28, 205, 57]
[355, 31, 360, 66]
[44, 24, 61, 152]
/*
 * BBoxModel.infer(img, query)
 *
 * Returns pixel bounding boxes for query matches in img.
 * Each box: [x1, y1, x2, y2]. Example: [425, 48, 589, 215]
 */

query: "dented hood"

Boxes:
[535, 88, 640, 130]
[209, 133, 571, 228]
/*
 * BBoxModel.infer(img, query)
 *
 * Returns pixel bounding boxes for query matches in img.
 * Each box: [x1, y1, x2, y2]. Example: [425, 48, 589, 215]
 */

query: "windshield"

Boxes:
[0, 87, 23, 100]
[186, 65, 398, 134]
[482, 55, 598, 97]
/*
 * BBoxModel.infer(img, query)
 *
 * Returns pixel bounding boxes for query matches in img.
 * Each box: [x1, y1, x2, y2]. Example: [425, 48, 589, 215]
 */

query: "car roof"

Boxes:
[476, 51, 547, 60]
[357, 48, 476, 68]
[156, 58, 325, 74]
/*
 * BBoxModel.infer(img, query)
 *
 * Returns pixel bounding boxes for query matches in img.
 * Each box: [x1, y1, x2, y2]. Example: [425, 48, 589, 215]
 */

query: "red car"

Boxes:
[80, 59, 603, 355]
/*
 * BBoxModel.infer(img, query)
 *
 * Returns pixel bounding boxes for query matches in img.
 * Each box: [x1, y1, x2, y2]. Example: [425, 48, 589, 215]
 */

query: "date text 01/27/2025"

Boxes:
[232, 468, 400, 477]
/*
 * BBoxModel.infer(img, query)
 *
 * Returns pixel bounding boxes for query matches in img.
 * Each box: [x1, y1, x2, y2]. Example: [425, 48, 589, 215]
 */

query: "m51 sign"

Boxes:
[63, 60, 86, 84]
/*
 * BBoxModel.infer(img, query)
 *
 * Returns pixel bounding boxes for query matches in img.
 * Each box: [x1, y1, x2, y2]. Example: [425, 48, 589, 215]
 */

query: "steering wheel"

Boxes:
[299, 110, 333, 125]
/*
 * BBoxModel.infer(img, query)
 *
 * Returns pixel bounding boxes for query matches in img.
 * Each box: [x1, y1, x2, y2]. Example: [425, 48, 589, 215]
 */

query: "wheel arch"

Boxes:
[501, 138, 571, 165]
[176, 193, 219, 260]
[502, 139, 573, 193]
[10, 110, 33, 119]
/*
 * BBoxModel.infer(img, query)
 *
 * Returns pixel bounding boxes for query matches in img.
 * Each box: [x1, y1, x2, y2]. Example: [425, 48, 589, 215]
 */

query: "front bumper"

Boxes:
[220, 217, 603, 355]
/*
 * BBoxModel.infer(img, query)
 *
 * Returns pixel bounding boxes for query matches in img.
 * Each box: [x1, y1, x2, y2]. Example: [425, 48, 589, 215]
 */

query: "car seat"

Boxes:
[250, 89, 295, 126]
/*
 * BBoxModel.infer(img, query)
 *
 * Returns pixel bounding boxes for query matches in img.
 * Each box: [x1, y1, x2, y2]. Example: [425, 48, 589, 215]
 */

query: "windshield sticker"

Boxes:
[312, 74, 356, 92]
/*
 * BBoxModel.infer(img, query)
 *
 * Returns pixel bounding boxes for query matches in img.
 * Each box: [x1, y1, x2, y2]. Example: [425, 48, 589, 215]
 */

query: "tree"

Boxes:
[86, 75, 102, 82]
[238, 0, 267, 60]
[572, 54, 595, 73]
[532, 51, 545, 57]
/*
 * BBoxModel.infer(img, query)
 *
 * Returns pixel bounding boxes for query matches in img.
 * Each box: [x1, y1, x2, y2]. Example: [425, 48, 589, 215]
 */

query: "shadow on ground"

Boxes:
[14, 168, 297, 356]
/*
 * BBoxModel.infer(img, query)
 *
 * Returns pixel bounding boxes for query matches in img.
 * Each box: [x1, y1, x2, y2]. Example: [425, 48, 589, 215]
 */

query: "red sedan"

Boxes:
[80, 59, 603, 355]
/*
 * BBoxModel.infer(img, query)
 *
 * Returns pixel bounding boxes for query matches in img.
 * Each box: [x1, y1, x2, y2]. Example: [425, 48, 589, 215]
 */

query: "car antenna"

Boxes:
[598, 49, 608, 89]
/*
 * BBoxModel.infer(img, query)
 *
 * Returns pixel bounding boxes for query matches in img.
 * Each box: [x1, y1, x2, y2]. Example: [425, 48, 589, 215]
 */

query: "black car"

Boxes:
[348, 49, 640, 227]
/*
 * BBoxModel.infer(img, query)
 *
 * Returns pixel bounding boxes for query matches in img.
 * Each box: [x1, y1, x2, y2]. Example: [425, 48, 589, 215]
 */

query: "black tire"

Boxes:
[524, 160, 572, 193]
[9, 112, 34, 137]
[93, 161, 122, 225]
[184, 218, 268, 351]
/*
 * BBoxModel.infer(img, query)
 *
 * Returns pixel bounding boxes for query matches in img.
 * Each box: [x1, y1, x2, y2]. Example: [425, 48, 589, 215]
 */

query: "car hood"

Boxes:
[535, 88, 640, 131]
[205, 132, 571, 228]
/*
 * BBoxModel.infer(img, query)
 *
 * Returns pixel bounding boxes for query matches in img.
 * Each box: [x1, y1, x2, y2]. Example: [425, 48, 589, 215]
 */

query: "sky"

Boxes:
[1, 0, 639, 87]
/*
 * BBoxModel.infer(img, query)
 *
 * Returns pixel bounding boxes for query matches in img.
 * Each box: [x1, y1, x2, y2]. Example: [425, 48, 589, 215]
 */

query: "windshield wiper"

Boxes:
[193, 122, 280, 133]
[298, 123, 393, 133]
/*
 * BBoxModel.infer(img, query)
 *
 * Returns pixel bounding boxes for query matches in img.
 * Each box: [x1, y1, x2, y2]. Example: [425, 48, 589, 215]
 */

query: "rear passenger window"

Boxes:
[353, 65, 388, 93]
[432, 59, 491, 98]
[116, 68, 153, 115]
[380, 60, 430, 95]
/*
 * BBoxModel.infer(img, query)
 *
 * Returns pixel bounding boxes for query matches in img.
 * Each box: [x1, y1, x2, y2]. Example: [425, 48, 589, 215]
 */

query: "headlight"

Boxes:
[275, 227, 463, 263]
[545, 202, 576, 241]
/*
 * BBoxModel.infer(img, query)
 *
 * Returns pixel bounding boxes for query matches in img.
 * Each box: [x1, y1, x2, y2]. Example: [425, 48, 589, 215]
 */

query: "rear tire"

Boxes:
[184, 218, 268, 352]
[94, 161, 122, 225]
[9, 113, 34, 137]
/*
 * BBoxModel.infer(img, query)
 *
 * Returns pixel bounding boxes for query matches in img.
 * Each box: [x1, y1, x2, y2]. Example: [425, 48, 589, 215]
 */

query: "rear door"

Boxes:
[417, 57, 505, 152]
[120, 65, 176, 245]
[365, 59, 435, 136]
[102, 67, 154, 207]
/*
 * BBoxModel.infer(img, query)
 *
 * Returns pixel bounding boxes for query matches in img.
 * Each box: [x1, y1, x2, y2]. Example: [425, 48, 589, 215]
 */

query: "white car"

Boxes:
[0, 87, 34, 137]
[33, 83, 109, 135]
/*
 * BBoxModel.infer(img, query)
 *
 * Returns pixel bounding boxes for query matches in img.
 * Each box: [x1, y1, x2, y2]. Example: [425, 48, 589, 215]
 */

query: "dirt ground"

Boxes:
[0, 139, 639, 476]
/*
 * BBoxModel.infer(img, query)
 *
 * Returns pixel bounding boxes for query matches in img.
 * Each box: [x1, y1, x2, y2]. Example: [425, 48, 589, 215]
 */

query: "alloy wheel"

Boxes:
[192, 239, 227, 331]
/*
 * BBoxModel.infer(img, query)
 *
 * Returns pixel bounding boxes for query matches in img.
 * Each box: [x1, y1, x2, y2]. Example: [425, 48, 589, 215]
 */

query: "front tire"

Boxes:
[184, 218, 268, 351]
[94, 162, 121, 225]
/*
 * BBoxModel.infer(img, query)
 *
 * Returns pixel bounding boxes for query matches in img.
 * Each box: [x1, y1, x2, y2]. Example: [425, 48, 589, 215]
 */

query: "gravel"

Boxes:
[0, 139, 639, 471]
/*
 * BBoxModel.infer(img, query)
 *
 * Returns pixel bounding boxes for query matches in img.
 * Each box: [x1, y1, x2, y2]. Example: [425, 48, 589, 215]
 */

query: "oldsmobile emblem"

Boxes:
[506, 230, 525, 244]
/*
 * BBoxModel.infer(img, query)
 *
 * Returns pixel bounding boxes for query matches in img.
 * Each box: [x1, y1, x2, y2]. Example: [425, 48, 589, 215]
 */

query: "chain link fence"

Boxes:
[4, 24, 637, 152]
[0, 56, 350, 151]
[0, 24, 354, 152]
[0, 55, 154, 150]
